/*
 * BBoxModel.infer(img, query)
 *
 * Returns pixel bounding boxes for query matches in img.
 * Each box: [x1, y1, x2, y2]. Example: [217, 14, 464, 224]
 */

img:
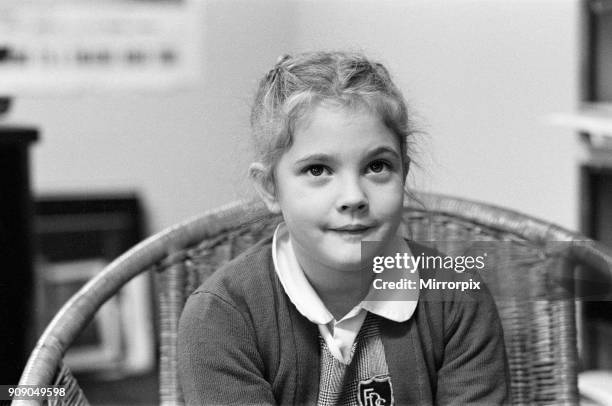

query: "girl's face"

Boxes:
[269, 104, 405, 273]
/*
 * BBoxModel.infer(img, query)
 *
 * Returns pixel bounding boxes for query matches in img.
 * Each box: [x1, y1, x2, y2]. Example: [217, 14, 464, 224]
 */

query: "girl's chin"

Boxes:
[320, 252, 365, 271]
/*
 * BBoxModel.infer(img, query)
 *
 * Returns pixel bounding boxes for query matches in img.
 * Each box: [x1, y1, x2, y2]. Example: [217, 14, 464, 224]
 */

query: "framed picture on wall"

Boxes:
[0, 0, 204, 95]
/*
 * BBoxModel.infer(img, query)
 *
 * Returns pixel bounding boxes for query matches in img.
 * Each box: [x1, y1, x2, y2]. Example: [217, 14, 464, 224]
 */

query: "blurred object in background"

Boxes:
[547, 0, 612, 376]
[549, 1, 612, 400]
[580, 370, 612, 405]
[0, 126, 37, 384]
[33, 194, 153, 378]
[0, 97, 11, 116]
[580, 0, 612, 374]
[0, 0, 204, 96]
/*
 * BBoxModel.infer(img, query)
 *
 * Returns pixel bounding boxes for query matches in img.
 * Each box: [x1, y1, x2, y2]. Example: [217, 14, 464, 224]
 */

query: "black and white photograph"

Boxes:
[2, 0, 612, 405]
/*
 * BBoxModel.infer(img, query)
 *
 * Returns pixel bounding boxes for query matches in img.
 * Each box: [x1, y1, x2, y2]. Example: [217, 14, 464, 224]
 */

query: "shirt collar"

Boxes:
[272, 223, 334, 324]
[272, 222, 419, 324]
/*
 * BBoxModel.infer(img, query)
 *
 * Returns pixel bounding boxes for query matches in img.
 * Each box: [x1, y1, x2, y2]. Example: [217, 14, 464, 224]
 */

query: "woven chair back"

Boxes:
[154, 193, 584, 405]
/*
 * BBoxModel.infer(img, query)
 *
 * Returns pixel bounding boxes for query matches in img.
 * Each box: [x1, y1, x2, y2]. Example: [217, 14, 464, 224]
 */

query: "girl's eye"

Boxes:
[368, 160, 390, 173]
[304, 165, 328, 176]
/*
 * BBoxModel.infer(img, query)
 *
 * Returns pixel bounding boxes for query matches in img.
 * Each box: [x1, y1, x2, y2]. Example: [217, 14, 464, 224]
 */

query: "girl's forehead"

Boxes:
[288, 105, 401, 156]
[296, 102, 364, 127]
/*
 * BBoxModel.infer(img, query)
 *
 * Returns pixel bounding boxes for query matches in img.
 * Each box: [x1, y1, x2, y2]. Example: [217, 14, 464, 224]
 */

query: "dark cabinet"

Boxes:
[0, 127, 38, 383]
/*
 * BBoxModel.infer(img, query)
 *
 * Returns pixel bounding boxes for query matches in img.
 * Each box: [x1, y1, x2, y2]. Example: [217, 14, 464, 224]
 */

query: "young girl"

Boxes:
[178, 51, 509, 405]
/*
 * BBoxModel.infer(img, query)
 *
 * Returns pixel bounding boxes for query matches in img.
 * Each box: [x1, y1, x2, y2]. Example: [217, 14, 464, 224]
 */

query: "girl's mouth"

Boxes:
[329, 224, 375, 235]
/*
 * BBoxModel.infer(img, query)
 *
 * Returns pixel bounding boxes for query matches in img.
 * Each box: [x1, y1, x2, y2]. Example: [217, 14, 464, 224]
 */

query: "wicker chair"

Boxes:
[15, 191, 612, 406]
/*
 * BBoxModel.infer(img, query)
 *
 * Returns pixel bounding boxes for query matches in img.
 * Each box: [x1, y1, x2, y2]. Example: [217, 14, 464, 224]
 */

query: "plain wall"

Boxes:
[9, 0, 582, 233]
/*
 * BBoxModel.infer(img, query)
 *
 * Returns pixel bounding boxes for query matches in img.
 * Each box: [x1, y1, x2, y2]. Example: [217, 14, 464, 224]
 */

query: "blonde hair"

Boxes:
[250, 51, 416, 180]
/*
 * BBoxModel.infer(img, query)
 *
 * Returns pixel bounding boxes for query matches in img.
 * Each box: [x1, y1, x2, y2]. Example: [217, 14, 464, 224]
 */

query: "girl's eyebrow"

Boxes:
[294, 153, 335, 166]
[294, 146, 401, 166]
[366, 146, 401, 160]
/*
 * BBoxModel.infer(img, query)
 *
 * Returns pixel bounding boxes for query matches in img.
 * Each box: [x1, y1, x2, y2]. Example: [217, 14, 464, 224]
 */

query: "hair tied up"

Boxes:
[266, 54, 291, 84]
[275, 54, 291, 66]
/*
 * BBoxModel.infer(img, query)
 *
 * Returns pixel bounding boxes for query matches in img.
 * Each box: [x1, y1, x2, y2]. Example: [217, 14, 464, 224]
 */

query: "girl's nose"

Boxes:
[337, 178, 369, 213]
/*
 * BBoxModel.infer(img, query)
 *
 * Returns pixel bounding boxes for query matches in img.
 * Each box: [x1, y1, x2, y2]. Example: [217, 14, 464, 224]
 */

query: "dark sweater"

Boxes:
[178, 238, 510, 405]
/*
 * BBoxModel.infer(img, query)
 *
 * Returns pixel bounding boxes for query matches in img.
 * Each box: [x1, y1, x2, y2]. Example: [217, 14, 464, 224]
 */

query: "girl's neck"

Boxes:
[292, 246, 371, 320]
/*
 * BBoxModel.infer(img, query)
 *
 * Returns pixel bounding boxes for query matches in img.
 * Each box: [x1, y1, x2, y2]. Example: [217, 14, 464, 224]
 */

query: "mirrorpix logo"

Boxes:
[357, 375, 394, 406]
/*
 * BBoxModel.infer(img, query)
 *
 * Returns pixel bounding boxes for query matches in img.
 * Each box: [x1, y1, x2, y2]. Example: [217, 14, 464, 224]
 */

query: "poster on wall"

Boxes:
[0, 0, 204, 95]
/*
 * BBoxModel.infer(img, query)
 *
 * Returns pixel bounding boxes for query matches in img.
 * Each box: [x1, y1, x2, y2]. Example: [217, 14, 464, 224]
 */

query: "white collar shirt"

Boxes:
[272, 222, 419, 365]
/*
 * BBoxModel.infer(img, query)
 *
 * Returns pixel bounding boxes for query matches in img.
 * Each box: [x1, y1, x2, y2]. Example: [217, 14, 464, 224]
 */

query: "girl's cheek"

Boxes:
[307, 179, 329, 188]
[369, 176, 403, 194]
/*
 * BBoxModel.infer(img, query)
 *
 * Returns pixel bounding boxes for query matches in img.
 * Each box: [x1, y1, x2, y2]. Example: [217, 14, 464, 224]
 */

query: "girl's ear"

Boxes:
[249, 162, 282, 214]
